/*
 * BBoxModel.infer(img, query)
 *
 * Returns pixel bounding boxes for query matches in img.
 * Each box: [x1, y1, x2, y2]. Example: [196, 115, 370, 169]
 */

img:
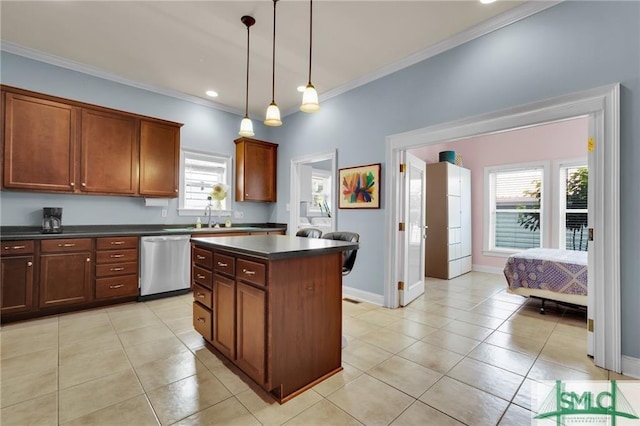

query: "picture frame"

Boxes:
[338, 163, 381, 209]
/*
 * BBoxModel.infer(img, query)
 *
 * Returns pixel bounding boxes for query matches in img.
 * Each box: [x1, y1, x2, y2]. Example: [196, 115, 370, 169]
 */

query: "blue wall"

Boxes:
[1, 1, 638, 359]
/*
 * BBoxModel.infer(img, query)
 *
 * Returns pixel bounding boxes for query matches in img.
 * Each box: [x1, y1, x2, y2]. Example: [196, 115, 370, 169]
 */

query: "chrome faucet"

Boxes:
[204, 198, 214, 228]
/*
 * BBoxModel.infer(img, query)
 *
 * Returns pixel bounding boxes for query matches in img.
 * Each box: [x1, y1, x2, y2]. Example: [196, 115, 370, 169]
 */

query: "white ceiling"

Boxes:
[1, 1, 545, 120]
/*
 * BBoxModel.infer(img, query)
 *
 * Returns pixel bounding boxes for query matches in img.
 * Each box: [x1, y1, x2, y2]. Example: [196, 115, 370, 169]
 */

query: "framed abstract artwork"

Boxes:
[338, 163, 381, 209]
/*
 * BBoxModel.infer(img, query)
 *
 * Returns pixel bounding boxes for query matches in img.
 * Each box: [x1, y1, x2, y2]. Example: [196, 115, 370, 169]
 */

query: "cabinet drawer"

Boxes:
[96, 236, 138, 250]
[193, 302, 212, 341]
[192, 247, 213, 269]
[41, 238, 92, 253]
[96, 261, 138, 278]
[96, 249, 137, 264]
[1, 240, 35, 255]
[95, 275, 138, 299]
[193, 284, 212, 309]
[213, 253, 235, 276]
[237, 259, 266, 287]
[193, 266, 212, 289]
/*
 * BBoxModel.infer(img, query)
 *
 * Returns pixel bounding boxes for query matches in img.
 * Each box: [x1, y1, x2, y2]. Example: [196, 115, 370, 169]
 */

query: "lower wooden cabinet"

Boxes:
[235, 281, 266, 384]
[40, 244, 92, 308]
[212, 273, 236, 360]
[1, 240, 35, 314]
[95, 236, 139, 300]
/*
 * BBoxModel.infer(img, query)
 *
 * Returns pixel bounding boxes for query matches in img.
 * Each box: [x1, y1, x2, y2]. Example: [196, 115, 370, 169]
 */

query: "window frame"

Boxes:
[178, 149, 232, 217]
[307, 168, 333, 215]
[555, 158, 588, 250]
[483, 160, 550, 257]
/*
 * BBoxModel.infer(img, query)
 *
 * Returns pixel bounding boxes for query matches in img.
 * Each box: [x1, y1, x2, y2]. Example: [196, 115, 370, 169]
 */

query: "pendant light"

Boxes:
[300, 0, 320, 113]
[264, 0, 282, 126]
[239, 15, 256, 137]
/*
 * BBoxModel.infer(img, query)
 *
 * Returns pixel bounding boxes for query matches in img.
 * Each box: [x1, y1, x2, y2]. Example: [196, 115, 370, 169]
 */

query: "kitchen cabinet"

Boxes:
[95, 236, 139, 299]
[1, 86, 182, 197]
[0, 240, 35, 314]
[80, 109, 138, 194]
[139, 119, 181, 197]
[39, 238, 92, 308]
[3, 92, 78, 192]
[425, 162, 472, 279]
[234, 137, 278, 202]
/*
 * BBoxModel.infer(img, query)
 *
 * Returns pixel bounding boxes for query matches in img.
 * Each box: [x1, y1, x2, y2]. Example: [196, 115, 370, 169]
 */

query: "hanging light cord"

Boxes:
[308, 0, 313, 85]
[271, 0, 277, 103]
[245, 21, 251, 118]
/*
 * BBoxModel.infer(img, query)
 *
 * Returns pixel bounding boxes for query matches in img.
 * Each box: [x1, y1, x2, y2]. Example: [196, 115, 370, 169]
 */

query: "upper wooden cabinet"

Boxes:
[139, 120, 180, 197]
[1, 86, 182, 198]
[234, 137, 278, 202]
[3, 92, 78, 192]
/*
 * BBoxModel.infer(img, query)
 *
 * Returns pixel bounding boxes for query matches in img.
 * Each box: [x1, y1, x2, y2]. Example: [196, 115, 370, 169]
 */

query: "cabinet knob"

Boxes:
[81, 182, 86, 187]
[175, 189, 178, 193]
[86, 257, 91, 262]
[245, 193, 249, 197]
[70, 182, 75, 187]
[27, 261, 33, 267]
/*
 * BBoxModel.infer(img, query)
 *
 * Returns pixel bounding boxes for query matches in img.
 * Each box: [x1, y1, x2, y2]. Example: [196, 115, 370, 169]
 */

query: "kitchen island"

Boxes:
[190, 234, 358, 403]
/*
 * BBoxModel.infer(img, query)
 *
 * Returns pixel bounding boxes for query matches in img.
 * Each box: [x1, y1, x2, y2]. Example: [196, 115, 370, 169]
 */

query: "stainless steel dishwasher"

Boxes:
[139, 234, 191, 300]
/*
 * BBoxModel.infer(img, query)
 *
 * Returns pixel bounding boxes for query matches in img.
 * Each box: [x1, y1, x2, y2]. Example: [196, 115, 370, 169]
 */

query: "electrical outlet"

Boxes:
[161, 209, 167, 218]
[234, 211, 244, 219]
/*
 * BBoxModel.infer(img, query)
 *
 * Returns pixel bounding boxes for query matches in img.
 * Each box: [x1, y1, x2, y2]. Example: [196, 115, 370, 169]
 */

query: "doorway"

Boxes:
[384, 84, 621, 372]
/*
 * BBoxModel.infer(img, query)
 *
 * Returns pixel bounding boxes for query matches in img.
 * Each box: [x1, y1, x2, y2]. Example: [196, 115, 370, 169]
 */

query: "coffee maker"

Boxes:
[42, 207, 63, 234]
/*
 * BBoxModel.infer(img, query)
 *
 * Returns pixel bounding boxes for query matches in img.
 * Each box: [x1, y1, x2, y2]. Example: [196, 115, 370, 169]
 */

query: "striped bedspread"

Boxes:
[503, 248, 588, 296]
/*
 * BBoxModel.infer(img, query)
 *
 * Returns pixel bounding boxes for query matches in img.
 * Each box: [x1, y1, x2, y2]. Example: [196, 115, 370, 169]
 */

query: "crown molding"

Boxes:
[0, 41, 244, 116]
[283, 0, 562, 117]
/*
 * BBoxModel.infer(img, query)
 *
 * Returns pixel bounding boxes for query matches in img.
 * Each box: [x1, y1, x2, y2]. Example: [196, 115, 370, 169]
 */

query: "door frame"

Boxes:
[289, 150, 337, 234]
[384, 84, 620, 372]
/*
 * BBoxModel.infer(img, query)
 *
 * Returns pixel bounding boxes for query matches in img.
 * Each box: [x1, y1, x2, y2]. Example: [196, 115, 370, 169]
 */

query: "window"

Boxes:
[559, 163, 588, 251]
[179, 150, 231, 216]
[308, 169, 332, 217]
[485, 163, 547, 253]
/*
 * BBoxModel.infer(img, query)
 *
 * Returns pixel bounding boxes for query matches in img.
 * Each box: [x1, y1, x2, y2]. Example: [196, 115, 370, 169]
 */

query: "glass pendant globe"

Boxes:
[300, 84, 320, 113]
[264, 102, 282, 126]
[239, 117, 254, 137]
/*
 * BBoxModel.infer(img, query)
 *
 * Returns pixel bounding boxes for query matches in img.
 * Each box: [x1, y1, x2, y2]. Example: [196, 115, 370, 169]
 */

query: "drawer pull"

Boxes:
[196, 255, 206, 260]
[4, 245, 26, 250]
[196, 274, 206, 280]
[58, 243, 76, 247]
[196, 293, 205, 298]
[110, 241, 125, 245]
[109, 284, 125, 289]
[110, 267, 125, 272]
[242, 269, 256, 276]
[86, 258, 91, 262]
[217, 261, 228, 267]
[27, 261, 33, 267]
[110, 254, 125, 258]
[196, 317, 206, 323]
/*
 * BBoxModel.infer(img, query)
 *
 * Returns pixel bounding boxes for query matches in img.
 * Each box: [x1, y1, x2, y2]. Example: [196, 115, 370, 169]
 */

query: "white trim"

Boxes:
[385, 84, 620, 372]
[179, 149, 233, 216]
[343, 286, 384, 307]
[472, 265, 503, 275]
[621, 356, 640, 379]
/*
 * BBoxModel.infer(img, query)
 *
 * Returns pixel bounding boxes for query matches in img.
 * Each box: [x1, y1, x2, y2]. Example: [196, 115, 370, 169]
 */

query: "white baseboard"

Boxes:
[343, 286, 384, 306]
[472, 264, 504, 275]
[621, 355, 640, 379]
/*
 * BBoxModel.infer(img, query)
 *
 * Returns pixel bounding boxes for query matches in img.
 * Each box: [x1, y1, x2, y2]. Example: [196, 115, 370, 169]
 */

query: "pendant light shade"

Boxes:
[265, 0, 282, 126]
[300, 0, 320, 113]
[239, 15, 256, 137]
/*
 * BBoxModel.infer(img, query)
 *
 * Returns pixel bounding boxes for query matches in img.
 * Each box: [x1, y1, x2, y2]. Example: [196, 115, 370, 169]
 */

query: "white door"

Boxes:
[586, 116, 595, 357]
[400, 152, 426, 306]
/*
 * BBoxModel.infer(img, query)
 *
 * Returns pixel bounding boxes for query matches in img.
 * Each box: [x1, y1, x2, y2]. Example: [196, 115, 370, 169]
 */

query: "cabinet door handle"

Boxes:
[27, 261, 33, 267]
[242, 269, 256, 276]
[70, 182, 75, 187]
[110, 267, 125, 272]
[196, 317, 206, 323]
[109, 284, 124, 289]
[4, 245, 26, 250]
[196, 274, 205, 279]
[86, 258, 91, 262]
[196, 255, 205, 260]
[196, 292, 205, 298]
[110, 254, 125, 258]
[110, 241, 125, 245]
[58, 243, 76, 247]
[217, 261, 228, 267]
[81, 182, 86, 187]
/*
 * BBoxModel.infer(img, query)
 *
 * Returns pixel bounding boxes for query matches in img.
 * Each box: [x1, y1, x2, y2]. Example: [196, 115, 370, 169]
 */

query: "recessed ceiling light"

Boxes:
[297, 86, 306, 93]
[205, 90, 219, 97]
[480, 0, 497, 4]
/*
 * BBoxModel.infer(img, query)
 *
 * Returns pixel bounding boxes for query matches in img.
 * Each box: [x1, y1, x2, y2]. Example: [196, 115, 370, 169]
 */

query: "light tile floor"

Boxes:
[0, 272, 635, 425]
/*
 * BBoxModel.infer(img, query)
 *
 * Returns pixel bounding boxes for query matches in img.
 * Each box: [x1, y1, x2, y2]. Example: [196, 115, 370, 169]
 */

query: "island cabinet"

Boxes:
[234, 137, 278, 202]
[191, 235, 355, 403]
[39, 238, 93, 308]
[0, 240, 36, 315]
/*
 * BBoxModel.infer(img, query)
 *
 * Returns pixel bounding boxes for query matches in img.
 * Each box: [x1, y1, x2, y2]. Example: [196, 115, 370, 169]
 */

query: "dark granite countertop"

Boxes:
[0, 223, 287, 241]
[191, 234, 358, 260]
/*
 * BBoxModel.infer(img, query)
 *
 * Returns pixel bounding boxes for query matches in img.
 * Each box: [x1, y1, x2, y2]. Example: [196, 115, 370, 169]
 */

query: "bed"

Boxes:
[503, 248, 588, 313]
